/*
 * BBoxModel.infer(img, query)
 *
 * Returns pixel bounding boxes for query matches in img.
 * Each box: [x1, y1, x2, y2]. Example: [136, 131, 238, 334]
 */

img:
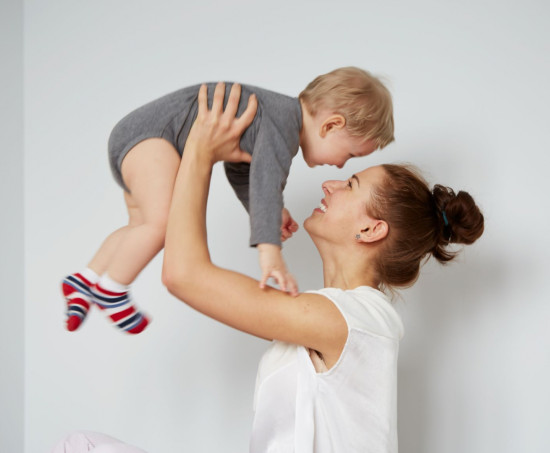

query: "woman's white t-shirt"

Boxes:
[250, 286, 404, 453]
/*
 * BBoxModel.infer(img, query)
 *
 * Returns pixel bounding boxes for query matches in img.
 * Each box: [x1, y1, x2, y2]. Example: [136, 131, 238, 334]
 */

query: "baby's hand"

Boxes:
[281, 208, 299, 242]
[257, 243, 299, 296]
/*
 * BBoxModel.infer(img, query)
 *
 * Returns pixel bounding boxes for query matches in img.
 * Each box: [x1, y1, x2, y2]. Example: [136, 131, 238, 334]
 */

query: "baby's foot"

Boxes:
[91, 276, 149, 334]
[62, 273, 94, 331]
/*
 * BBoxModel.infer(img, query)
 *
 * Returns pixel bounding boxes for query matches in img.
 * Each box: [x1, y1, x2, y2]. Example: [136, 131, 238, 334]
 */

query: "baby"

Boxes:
[62, 67, 394, 334]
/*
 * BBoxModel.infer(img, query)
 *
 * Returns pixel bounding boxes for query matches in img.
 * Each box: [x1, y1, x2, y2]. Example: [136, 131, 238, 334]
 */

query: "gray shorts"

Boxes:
[107, 86, 200, 192]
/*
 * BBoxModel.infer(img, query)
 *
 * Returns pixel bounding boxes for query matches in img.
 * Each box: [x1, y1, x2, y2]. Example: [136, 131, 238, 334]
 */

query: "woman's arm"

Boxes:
[162, 83, 346, 365]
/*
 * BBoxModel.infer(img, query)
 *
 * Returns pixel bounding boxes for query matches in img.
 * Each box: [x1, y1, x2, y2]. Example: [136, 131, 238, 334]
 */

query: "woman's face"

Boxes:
[304, 165, 386, 242]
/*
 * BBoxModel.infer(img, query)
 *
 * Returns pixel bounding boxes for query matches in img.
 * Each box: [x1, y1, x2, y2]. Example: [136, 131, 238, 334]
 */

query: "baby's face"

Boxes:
[303, 131, 378, 169]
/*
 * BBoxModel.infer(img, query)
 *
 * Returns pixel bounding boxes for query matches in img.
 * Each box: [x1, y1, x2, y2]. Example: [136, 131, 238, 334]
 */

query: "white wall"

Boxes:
[0, 1, 24, 453]
[23, 1, 550, 452]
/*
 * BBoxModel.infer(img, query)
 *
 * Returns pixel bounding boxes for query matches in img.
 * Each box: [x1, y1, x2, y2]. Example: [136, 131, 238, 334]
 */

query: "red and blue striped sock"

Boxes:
[62, 269, 98, 331]
[91, 275, 149, 334]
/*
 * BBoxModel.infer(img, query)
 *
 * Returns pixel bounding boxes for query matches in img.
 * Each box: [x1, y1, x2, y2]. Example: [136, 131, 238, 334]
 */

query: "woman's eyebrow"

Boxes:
[352, 174, 360, 187]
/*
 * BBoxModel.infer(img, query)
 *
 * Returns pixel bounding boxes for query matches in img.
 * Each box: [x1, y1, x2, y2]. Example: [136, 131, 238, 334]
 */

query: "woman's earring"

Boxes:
[355, 234, 361, 240]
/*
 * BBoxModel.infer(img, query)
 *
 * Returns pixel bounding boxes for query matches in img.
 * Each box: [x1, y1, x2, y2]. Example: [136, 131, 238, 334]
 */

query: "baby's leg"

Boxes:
[88, 225, 137, 277]
[103, 138, 180, 284]
[92, 138, 180, 334]
[63, 224, 135, 331]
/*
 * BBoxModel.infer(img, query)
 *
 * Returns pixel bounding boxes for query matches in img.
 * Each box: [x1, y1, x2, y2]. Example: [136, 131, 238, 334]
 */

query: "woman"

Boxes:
[162, 83, 484, 452]
[51, 83, 483, 452]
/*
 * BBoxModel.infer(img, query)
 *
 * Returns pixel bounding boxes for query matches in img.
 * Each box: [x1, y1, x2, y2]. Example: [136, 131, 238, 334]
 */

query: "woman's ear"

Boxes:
[356, 220, 388, 243]
[319, 114, 346, 137]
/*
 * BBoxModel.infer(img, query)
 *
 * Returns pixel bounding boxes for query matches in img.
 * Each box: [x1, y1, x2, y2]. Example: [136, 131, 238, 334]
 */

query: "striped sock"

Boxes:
[62, 268, 98, 331]
[91, 275, 149, 334]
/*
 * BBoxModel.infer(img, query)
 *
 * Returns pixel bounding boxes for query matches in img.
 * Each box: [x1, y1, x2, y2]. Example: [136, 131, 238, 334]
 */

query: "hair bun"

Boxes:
[431, 184, 484, 262]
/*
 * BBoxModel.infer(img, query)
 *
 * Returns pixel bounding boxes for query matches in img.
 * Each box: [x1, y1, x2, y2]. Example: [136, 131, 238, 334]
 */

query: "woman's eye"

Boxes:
[347, 180, 352, 188]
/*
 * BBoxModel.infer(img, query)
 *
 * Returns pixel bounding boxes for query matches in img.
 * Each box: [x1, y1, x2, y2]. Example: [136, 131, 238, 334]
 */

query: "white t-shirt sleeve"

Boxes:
[309, 286, 404, 341]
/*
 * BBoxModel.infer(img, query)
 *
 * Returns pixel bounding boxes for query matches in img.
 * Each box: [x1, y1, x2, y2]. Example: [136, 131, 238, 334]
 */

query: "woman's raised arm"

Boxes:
[162, 83, 347, 366]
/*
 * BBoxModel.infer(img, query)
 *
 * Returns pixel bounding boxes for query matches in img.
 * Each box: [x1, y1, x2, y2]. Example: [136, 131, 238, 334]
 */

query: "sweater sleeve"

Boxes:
[247, 115, 295, 247]
[222, 122, 291, 247]
[223, 90, 301, 247]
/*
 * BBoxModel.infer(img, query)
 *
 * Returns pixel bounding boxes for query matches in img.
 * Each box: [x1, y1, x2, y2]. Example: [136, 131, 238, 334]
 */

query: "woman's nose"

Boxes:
[322, 180, 345, 193]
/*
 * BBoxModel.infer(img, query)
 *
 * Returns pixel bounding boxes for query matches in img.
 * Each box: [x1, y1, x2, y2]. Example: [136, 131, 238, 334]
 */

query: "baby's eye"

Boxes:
[347, 180, 352, 189]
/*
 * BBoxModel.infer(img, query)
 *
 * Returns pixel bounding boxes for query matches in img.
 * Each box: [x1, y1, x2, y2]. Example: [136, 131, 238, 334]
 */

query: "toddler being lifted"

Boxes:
[61, 67, 394, 334]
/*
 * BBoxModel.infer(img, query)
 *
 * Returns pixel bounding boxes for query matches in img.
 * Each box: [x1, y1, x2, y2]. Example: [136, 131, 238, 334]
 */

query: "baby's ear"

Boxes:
[320, 114, 346, 137]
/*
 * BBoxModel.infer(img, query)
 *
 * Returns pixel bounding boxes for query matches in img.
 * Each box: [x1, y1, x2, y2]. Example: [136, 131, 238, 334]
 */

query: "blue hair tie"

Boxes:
[442, 210, 449, 227]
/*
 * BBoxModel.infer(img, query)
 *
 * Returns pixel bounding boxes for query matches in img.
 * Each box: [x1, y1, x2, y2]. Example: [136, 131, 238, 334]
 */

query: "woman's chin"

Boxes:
[303, 217, 317, 239]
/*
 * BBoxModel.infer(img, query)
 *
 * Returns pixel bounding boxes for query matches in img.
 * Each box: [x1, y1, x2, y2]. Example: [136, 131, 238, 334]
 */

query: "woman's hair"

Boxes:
[298, 67, 394, 149]
[368, 164, 484, 289]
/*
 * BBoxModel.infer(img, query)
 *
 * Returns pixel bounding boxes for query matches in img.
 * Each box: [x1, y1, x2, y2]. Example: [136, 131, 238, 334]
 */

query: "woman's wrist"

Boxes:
[182, 140, 217, 169]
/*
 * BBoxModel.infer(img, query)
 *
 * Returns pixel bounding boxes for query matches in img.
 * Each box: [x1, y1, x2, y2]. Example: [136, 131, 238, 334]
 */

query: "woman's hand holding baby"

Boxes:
[185, 82, 257, 166]
[184, 82, 299, 297]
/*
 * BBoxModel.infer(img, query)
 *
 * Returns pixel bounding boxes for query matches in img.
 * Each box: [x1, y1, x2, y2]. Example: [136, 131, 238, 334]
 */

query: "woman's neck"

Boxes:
[320, 248, 379, 290]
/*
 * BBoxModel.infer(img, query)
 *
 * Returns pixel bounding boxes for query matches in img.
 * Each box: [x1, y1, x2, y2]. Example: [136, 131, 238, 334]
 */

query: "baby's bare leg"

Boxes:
[87, 224, 135, 277]
[62, 179, 144, 331]
[63, 138, 180, 333]
[105, 138, 180, 284]
[91, 138, 180, 334]
[86, 172, 146, 277]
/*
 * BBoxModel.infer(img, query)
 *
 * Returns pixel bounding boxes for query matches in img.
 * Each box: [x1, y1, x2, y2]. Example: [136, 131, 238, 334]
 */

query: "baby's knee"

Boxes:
[145, 219, 169, 246]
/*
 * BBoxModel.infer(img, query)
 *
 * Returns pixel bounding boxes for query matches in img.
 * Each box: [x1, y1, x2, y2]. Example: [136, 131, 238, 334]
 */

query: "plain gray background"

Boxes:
[2, 0, 550, 452]
[1, 0, 23, 452]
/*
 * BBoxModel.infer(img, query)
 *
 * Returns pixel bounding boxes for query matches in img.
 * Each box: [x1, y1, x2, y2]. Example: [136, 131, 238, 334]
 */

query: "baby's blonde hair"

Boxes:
[299, 67, 394, 149]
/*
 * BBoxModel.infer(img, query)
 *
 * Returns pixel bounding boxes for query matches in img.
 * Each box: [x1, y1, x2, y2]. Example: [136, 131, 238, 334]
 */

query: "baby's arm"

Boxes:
[257, 243, 298, 296]
[225, 168, 300, 295]
[224, 101, 301, 295]
[258, 207, 299, 295]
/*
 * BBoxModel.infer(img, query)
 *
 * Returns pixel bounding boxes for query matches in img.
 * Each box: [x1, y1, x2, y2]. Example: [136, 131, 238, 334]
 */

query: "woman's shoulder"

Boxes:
[308, 286, 404, 341]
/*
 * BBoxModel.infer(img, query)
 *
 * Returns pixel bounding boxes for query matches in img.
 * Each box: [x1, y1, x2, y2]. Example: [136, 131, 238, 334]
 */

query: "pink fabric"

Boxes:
[49, 431, 147, 453]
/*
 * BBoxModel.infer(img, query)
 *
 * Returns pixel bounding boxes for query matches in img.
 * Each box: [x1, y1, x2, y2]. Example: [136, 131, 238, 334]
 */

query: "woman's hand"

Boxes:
[185, 82, 257, 166]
